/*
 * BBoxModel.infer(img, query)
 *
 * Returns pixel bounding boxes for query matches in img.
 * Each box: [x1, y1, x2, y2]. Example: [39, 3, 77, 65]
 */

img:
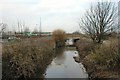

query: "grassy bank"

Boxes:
[2, 37, 55, 79]
[75, 37, 119, 79]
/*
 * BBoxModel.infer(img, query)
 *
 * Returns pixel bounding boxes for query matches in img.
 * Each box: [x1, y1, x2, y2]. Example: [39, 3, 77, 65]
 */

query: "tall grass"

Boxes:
[2, 38, 55, 79]
[87, 38, 119, 70]
[75, 39, 95, 58]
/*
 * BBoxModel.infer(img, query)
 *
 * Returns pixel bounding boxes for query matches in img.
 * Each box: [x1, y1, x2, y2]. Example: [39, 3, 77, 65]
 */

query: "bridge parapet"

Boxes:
[65, 37, 80, 46]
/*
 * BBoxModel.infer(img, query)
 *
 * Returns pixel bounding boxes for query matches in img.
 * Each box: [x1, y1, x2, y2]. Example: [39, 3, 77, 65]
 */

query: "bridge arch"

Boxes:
[65, 37, 80, 46]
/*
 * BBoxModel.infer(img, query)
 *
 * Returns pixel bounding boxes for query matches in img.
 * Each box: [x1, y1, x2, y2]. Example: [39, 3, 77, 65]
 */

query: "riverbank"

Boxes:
[75, 38, 119, 79]
[2, 37, 55, 79]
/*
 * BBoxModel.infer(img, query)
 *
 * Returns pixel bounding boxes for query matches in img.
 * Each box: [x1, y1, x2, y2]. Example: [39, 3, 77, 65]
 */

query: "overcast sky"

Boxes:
[0, 0, 119, 33]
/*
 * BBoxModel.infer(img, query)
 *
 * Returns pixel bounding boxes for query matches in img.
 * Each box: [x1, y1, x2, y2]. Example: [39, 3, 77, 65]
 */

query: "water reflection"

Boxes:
[45, 48, 88, 78]
[54, 48, 66, 65]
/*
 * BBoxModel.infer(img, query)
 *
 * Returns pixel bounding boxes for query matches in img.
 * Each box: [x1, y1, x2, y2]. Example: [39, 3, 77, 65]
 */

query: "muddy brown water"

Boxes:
[45, 47, 88, 78]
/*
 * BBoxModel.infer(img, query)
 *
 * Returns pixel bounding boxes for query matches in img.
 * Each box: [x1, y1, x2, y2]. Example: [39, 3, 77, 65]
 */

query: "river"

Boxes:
[45, 47, 88, 78]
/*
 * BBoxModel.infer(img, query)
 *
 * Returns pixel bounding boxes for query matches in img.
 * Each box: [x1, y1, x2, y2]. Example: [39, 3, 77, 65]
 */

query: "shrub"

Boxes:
[52, 29, 66, 47]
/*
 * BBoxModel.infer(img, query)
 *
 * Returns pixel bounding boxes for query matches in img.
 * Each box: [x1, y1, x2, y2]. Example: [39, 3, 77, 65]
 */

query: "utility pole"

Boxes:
[12, 23, 15, 33]
[39, 17, 42, 36]
[17, 20, 20, 33]
[20, 20, 23, 34]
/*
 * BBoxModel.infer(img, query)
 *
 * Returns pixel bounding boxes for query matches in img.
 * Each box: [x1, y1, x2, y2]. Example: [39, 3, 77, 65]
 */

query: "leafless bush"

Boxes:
[52, 29, 66, 47]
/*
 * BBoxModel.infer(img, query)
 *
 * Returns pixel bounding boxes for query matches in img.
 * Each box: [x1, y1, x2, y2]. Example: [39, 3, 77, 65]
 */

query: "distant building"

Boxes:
[41, 32, 52, 36]
[24, 32, 36, 37]
[23, 32, 52, 36]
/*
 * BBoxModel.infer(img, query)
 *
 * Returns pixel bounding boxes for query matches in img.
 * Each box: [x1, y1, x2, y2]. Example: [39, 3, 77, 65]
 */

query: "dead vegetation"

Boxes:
[52, 29, 66, 48]
[2, 37, 55, 79]
[75, 36, 119, 79]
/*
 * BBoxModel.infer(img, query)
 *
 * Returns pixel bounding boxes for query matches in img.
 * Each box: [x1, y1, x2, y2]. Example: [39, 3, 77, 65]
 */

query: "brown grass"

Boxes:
[76, 37, 119, 78]
[87, 38, 119, 69]
[2, 37, 55, 79]
[75, 39, 95, 58]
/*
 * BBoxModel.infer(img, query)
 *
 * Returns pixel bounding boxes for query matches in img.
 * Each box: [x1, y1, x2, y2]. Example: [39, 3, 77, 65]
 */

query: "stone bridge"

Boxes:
[65, 37, 80, 46]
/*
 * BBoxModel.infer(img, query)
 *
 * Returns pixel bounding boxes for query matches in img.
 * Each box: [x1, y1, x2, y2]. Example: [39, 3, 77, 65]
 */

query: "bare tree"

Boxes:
[0, 23, 7, 33]
[17, 20, 20, 33]
[79, 2, 117, 43]
[16, 19, 27, 34]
